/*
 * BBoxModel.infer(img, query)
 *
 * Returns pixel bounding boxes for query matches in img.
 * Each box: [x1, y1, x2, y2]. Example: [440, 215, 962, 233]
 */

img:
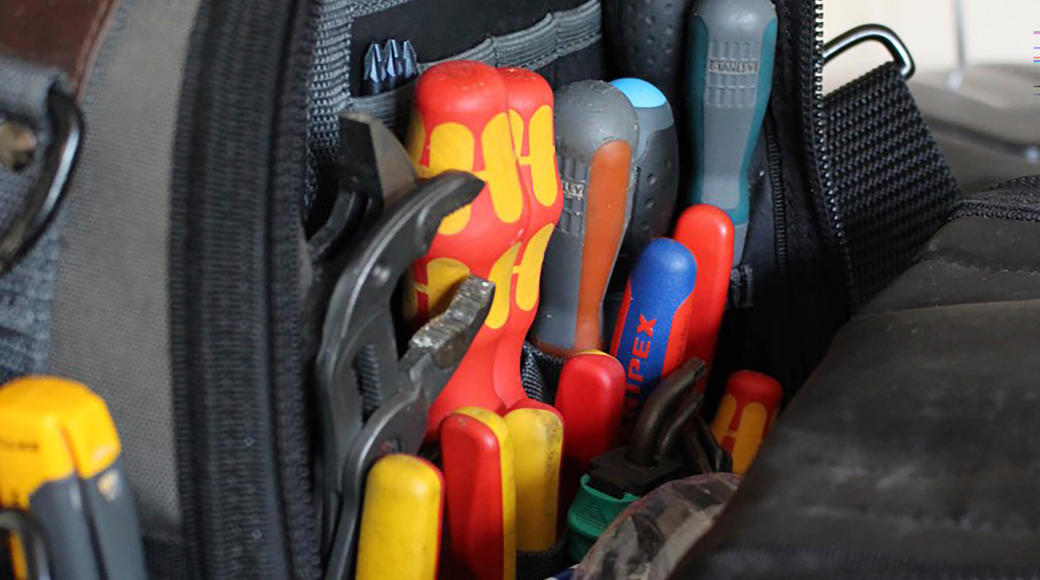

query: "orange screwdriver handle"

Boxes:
[710, 370, 782, 474]
[532, 81, 637, 358]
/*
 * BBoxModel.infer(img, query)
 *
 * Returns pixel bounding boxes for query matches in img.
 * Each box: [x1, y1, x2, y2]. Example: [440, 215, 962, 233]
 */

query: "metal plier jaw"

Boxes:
[315, 171, 489, 580]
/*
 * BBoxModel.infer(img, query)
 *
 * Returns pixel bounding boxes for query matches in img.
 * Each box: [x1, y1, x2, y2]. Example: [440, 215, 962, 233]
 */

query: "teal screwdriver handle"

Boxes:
[686, 0, 777, 265]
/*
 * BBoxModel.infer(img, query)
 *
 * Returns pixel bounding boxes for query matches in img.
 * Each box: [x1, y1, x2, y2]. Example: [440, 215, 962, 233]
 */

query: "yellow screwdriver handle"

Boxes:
[0, 376, 146, 580]
[504, 408, 563, 551]
[355, 454, 444, 580]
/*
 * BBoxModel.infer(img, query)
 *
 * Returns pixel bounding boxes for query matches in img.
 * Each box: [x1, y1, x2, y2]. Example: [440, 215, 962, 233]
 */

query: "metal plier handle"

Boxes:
[315, 171, 489, 580]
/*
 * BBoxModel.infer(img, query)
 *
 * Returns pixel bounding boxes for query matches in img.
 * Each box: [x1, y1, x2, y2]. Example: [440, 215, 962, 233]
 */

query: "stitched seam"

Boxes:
[770, 433, 1037, 480]
[555, 30, 600, 55]
[759, 499, 1040, 536]
[73, 0, 118, 88]
[916, 253, 1040, 276]
[854, 297, 1040, 319]
[953, 206, 1040, 224]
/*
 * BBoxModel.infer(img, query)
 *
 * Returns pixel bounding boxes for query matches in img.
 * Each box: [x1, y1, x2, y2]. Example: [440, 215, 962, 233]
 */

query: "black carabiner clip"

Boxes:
[822, 24, 916, 80]
[0, 89, 82, 277]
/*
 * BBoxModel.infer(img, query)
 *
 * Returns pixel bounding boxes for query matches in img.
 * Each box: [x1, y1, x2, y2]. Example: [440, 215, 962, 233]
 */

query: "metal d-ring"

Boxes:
[0, 89, 83, 277]
[822, 24, 916, 80]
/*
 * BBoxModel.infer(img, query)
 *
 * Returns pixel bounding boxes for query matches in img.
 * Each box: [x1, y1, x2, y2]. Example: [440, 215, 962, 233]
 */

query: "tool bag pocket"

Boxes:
[306, 2, 608, 579]
[306, 0, 606, 235]
[345, 0, 604, 137]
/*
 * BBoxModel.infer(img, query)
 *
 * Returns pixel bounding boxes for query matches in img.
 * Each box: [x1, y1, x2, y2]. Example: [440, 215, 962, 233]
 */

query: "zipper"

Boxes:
[170, 0, 320, 577]
[804, 0, 843, 256]
[764, 116, 787, 276]
[271, 0, 324, 576]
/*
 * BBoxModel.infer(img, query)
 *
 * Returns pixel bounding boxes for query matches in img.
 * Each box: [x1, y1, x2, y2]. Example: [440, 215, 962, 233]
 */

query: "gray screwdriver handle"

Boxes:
[686, 0, 777, 265]
[533, 80, 637, 357]
[609, 78, 679, 291]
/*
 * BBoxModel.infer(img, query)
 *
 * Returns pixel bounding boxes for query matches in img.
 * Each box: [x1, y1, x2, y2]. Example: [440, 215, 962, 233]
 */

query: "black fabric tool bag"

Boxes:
[0, 0, 959, 577]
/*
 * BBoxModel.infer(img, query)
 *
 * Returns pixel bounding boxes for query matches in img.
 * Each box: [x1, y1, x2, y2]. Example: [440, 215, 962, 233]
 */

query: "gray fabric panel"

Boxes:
[864, 217, 1040, 315]
[0, 55, 68, 122]
[682, 298, 1040, 577]
[348, 0, 602, 133]
[47, 0, 202, 544]
[0, 228, 59, 380]
[427, 37, 496, 67]
[0, 57, 68, 382]
[555, 0, 601, 48]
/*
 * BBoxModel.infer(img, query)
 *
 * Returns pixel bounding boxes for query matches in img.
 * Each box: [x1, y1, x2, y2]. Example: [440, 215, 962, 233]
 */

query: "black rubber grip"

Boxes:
[602, 0, 694, 104]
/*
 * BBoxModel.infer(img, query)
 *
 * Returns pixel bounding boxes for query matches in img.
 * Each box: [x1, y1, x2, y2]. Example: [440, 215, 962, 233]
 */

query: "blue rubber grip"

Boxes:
[686, 0, 777, 264]
[610, 238, 697, 416]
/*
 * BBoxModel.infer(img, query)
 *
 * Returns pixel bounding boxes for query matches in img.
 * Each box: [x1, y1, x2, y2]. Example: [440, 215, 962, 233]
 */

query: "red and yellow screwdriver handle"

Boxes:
[494, 68, 564, 410]
[404, 62, 562, 439]
[441, 407, 517, 580]
[710, 370, 782, 474]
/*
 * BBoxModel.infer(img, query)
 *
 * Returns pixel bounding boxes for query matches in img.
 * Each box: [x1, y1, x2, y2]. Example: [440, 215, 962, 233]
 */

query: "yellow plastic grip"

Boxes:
[503, 408, 563, 551]
[0, 376, 122, 579]
[355, 454, 444, 580]
[0, 376, 121, 507]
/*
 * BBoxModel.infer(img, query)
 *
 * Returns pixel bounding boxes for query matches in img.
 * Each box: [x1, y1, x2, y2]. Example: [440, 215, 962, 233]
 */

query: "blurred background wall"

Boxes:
[823, 0, 1040, 91]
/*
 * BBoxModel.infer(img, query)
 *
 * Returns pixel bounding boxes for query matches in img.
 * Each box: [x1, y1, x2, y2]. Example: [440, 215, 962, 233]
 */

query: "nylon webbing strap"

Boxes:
[823, 62, 960, 307]
[0, 56, 68, 383]
[346, 0, 602, 134]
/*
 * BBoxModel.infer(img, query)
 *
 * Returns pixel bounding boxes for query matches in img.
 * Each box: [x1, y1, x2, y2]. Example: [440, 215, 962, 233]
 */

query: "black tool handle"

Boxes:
[602, 0, 694, 104]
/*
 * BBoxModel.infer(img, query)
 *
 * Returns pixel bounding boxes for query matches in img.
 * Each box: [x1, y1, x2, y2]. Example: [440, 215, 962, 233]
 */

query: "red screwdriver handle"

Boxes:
[673, 204, 734, 390]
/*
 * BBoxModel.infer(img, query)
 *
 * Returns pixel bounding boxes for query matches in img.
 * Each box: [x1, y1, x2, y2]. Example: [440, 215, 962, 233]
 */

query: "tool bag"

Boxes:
[0, 0, 983, 577]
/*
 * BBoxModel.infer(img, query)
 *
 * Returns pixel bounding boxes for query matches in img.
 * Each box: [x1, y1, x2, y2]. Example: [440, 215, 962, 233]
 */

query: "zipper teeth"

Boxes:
[765, 120, 787, 274]
[808, 0, 843, 248]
